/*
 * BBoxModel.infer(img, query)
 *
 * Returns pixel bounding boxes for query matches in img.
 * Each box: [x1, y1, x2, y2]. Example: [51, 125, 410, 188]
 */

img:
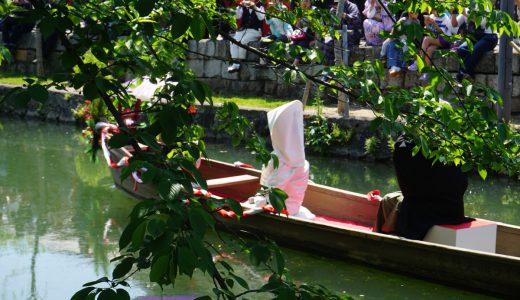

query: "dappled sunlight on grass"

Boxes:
[0, 73, 50, 85]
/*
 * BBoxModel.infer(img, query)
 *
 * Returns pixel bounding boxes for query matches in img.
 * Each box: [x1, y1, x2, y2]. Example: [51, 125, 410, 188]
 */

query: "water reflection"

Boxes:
[0, 120, 511, 299]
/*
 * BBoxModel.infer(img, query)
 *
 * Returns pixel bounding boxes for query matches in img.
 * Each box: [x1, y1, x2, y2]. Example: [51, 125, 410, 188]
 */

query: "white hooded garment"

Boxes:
[260, 100, 314, 218]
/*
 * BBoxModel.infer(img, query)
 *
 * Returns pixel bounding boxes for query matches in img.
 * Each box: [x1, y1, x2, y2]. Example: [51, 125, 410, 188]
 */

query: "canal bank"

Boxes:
[0, 83, 392, 160]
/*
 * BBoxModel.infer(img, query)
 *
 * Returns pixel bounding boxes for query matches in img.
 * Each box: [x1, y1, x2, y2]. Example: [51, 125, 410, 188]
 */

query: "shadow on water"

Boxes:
[0, 119, 514, 299]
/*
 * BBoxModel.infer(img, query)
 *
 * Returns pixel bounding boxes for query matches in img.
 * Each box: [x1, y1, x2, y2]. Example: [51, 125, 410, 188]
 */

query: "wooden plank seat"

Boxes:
[206, 174, 259, 189]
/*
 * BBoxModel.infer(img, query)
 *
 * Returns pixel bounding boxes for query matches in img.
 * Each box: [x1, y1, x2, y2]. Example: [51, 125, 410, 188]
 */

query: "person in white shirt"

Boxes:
[408, 10, 458, 81]
[227, 0, 266, 73]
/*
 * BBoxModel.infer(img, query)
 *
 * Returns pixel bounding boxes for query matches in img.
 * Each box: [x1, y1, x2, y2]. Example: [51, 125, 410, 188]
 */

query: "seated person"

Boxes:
[381, 11, 420, 77]
[258, 0, 293, 65]
[260, 100, 315, 219]
[362, 0, 393, 46]
[393, 135, 472, 240]
[455, 12, 498, 81]
[291, 0, 315, 66]
[409, 10, 458, 81]
[264, 0, 293, 43]
[340, 0, 363, 49]
[227, 0, 265, 73]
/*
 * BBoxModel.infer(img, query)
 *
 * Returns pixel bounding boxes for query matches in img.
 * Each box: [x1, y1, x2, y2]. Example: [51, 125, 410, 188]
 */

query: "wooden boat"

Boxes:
[109, 147, 520, 297]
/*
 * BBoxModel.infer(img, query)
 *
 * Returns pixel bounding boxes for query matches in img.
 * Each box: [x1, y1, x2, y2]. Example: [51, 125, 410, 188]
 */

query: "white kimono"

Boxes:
[260, 100, 314, 219]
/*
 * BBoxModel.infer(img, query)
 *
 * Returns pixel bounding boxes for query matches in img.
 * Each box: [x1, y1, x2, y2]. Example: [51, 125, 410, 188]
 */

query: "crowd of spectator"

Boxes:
[0, 0, 513, 83]
[222, 0, 509, 83]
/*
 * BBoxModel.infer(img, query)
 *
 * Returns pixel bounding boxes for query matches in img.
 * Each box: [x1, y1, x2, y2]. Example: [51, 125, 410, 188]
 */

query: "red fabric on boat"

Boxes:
[209, 190, 373, 231]
[438, 219, 494, 230]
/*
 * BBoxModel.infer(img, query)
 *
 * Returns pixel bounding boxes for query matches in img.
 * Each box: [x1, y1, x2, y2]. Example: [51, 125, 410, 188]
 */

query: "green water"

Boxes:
[1, 120, 514, 300]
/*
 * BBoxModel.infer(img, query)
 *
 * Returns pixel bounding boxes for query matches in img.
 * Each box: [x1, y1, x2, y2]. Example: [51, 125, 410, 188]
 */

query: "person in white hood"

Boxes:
[260, 100, 315, 219]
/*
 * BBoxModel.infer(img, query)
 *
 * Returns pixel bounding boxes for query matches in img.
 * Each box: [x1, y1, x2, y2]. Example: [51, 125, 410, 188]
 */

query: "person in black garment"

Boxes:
[393, 135, 473, 240]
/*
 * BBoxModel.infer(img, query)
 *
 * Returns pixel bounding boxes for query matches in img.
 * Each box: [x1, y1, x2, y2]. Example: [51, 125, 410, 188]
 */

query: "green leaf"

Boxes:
[274, 249, 285, 274]
[180, 160, 207, 190]
[27, 84, 48, 103]
[139, 163, 158, 184]
[149, 255, 169, 283]
[14, 90, 31, 108]
[269, 188, 287, 214]
[194, 297, 212, 300]
[82, 81, 99, 100]
[98, 288, 118, 300]
[188, 206, 214, 237]
[158, 179, 184, 201]
[107, 133, 131, 148]
[137, 131, 161, 151]
[132, 221, 148, 249]
[177, 246, 197, 277]
[112, 257, 135, 279]
[61, 51, 78, 70]
[190, 80, 206, 102]
[159, 106, 179, 145]
[478, 167, 488, 180]
[135, 0, 155, 16]
[171, 13, 192, 40]
[115, 289, 131, 300]
[224, 198, 243, 218]
[71, 287, 95, 300]
[82, 277, 109, 287]
[146, 218, 166, 238]
[190, 15, 206, 40]
[230, 273, 249, 290]
[39, 17, 56, 39]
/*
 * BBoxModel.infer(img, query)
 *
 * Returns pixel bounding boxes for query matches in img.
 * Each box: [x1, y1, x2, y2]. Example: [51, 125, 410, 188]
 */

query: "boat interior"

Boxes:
[198, 158, 520, 258]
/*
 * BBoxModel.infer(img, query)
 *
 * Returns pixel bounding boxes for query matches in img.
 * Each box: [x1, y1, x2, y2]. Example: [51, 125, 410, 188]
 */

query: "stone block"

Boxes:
[472, 51, 496, 74]
[403, 71, 420, 89]
[187, 40, 198, 60]
[203, 60, 223, 78]
[17, 31, 36, 49]
[385, 73, 404, 88]
[512, 96, 520, 113]
[513, 76, 520, 97]
[202, 39, 216, 58]
[264, 81, 278, 95]
[512, 52, 520, 75]
[15, 49, 31, 61]
[487, 74, 498, 90]
[187, 59, 204, 77]
[277, 83, 300, 98]
[240, 64, 256, 80]
[230, 80, 263, 95]
[474, 73, 487, 86]
[221, 64, 240, 80]
[215, 40, 230, 60]
[256, 67, 277, 81]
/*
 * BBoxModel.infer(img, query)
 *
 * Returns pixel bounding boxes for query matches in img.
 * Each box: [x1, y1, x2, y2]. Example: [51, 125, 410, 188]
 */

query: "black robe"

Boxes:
[393, 136, 472, 240]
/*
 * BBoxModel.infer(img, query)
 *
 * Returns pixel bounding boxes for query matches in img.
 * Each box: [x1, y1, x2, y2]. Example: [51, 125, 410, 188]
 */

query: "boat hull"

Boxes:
[109, 152, 520, 297]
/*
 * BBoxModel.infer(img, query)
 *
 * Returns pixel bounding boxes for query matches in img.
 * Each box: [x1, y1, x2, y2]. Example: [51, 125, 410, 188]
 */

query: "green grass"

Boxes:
[212, 95, 293, 109]
[0, 74, 328, 110]
[0, 73, 49, 85]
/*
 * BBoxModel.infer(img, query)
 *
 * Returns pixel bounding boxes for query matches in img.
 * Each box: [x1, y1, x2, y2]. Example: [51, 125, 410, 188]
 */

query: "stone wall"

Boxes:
[0, 29, 65, 75]
[0, 85, 81, 123]
[187, 39, 520, 112]
[3, 30, 520, 111]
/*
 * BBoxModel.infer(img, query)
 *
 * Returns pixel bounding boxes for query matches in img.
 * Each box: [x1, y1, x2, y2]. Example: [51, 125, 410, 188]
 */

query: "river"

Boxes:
[1, 119, 516, 299]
